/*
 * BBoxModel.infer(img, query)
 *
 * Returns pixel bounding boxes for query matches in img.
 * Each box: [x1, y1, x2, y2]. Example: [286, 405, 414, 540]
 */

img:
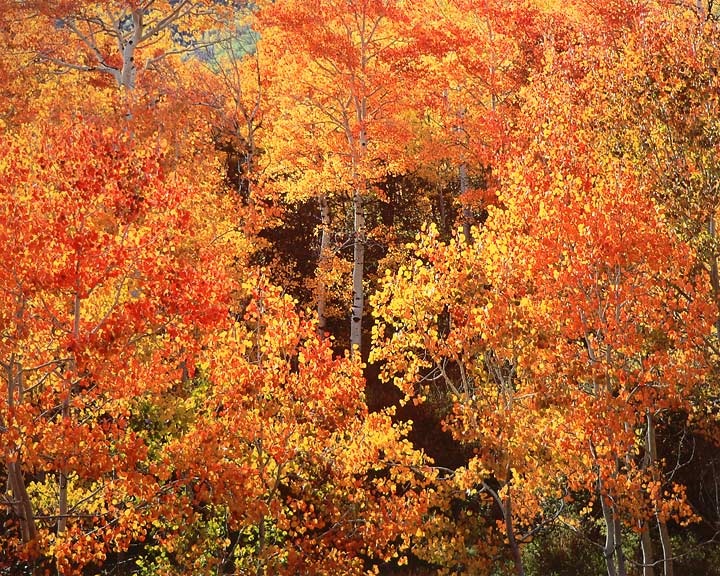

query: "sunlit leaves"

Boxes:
[0, 98, 244, 573]
[156, 278, 430, 574]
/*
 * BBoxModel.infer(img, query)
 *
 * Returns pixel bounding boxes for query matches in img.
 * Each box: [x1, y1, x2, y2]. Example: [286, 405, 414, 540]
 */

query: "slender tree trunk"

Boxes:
[601, 495, 618, 576]
[350, 188, 365, 352]
[317, 194, 331, 334]
[646, 413, 674, 576]
[348, 66, 368, 353]
[453, 102, 473, 243]
[7, 460, 37, 543]
[599, 476, 626, 576]
[5, 359, 37, 544]
[59, 293, 81, 534]
[639, 521, 656, 576]
[502, 488, 525, 576]
[57, 450, 68, 533]
[459, 162, 472, 243]
[119, 10, 142, 90]
[696, 0, 706, 19]
[656, 519, 673, 576]
[709, 215, 720, 336]
[614, 515, 627, 576]
[438, 185, 448, 236]
[611, 455, 629, 576]
[639, 409, 657, 576]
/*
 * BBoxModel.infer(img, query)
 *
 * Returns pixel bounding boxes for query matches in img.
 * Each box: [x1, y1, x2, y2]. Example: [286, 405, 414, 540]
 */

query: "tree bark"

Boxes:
[601, 493, 618, 576]
[119, 10, 143, 90]
[58, 293, 81, 535]
[459, 162, 472, 243]
[57, 454, 68, 534]
[614, 514, 627, 576]
[5, 359, 37, 544]
[7, 460, 37, 543]
[350, 188, 365, 352]
[503, 488, 525, 576]
[639, 520, 656, 576]
[656, 519, 673, 576]
[599, 477, 627, 576]
[657, 518, 673, 576]
[639, 409, 657, 576]
[317, 194, 331, 334]
[646, 412, 674, 576]
[709, 215, 720, 336]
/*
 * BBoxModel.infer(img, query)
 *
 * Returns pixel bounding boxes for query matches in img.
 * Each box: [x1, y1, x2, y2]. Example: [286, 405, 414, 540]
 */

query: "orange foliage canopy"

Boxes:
[0, 106, 244, 572]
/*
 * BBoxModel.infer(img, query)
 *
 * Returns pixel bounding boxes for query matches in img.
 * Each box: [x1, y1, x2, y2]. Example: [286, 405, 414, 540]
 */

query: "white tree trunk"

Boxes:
[646, 412, 674, 576]
[459, 162, 472, 242]
[119, 10, 143, 90]
[317, 194, 331, 334]
[350, 189, 365, 352]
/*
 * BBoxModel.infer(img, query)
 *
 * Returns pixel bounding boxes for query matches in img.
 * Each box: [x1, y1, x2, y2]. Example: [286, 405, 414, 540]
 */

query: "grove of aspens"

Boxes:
[2, 1, 720, 575]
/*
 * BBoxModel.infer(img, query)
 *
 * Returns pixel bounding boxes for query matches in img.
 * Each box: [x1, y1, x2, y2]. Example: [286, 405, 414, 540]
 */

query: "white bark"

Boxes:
[646, 413, 674, 576]
[599, 477, 627, 576]
[459, 162, 472, 242]
[118, 10, 143, 90]
[600, 488, 618, 576]
[317, 194, 331, 334]
[350, 188, 365, 352]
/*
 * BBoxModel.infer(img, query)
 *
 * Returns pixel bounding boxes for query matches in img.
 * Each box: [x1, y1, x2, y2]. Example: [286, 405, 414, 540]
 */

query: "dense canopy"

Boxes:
[2, 1, 720, 575]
